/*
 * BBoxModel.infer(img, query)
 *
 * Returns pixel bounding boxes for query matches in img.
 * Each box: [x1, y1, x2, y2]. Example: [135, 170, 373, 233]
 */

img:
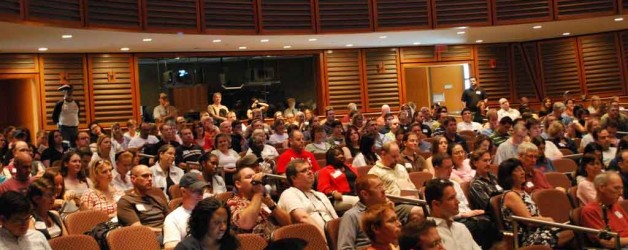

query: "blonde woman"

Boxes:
[90, 135, 116, 169]
[80, 160, 124, 218]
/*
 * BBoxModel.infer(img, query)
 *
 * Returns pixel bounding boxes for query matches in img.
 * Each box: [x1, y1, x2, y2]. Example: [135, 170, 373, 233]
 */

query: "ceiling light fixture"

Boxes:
[61, 35, 72, 39]
[345, 44, 353, 47]
[120, 47, 130, 51]
[142, 38, 152, 42]
[476, 40, 484, 43]
[38, 47, 48, 51]
[238, 46, 247, 50]
[308, 38, 318, 42]
[457, 26, 468, 30]
[327, 50, 333, 54]
[413, 42, 421, 45]
[260, 39, 269, 43]
[457, 31, 466, 35]
[562, 32, 571, 36]
[533, 25, 542, 29]
[212, 39, 221, 43]
[379, 36, 387, 39]
[283, 45, 292, 49]
[615, 17, 624, 22]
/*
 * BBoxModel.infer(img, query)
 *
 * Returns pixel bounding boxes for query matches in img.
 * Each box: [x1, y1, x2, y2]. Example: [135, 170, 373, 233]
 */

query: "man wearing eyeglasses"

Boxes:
[117, 165, 169, 236]
[0, 191, 51, 250]
[517, 142, 555, 193]
[279, 159, 338, 239]
[399, 219, 445, 250]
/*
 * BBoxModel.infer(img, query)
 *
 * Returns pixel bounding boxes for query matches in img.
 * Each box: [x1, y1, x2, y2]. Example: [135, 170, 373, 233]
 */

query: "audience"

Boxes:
[494, 123, 528, 165]
[449, 143, 474, 183]
[0, 152, 35, 195]
[368, 142, 416, 196]
[79, 160, 123, 218]
[27, 178, 67, 239]
[360, 204, 402, 250]
[276, 130, 320, 174]
[210, 133, 240, 187]
[576, 154, 605, 205]
[163, 172, 209, 250]
[174, 197, 239, 250]
[517, 142, 555, 192]
[398, 219, 444, 250]
[60, 152, 90, 201]
[199, 153, 227, 195]
[278, 159, 338, 238]
[399, 132, 429, 173]
[317, 146, 360, 212]
[112, 151, 134, 191]
[0, 191, 52, 250]
[151, 144, 185, 198]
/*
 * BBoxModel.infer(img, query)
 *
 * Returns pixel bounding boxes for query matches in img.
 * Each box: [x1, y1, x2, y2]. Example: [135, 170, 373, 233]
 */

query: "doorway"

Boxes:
[403, 63, 472, 115]
[0, 75, 41, 144]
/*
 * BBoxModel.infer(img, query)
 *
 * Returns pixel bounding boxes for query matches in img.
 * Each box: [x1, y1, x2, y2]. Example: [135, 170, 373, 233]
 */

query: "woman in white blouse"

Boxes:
[210, 133, 240, 187]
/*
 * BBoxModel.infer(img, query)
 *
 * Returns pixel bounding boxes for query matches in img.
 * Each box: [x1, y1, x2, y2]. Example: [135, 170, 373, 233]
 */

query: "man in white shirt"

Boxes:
[278, 159, 338, 239]
[594, 127, 617, 167]
[153, 93, 177, 123]
[112, 151, 134, 191]
[457, 108, 482, 132]
[128, 122, 159, 150]
[497, 98, 521, 121]
[425, 178, 481, 250]
[368, 142, 416, 196]
[0, 191, 51, 250]
[163, 172, 208, 250]
[494, 124, 528, 165]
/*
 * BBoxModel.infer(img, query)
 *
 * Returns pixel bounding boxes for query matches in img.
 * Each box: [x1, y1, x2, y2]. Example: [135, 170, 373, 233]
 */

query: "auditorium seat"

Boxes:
[64, 210, 109, 235]
[325, 218, 342, 250]
[459, 181, 471, 201]
[567, 186, 580, 207]
[531, 189, 573, 223]
[48, 235, 100, 250]
[168, 184, 182, 199]
[409, 172, 433, 189]
[273, 223, 329, 250]
[551, 158, 578, 173]
[107, 226, 160, 250]
[544, 172, 572, 190]
[168, 197, 183, 211]
[355, 165, 372, 177]
[237, 234, 268, 250]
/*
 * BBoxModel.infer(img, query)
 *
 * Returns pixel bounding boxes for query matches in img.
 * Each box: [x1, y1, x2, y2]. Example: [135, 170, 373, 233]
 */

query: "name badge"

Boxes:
[496, 184, 503, 192]
[476, 91, 482, 95]
[34, 221, 46, 230]
[332, 170, 342, 179]
[334, 141, 341, 145]
[262, 204, 272, 214]
[422, 129, 428, 133]
[135, 204, 149, 211]
[615, 211, 624, 219]
[404, 163, 413, 169]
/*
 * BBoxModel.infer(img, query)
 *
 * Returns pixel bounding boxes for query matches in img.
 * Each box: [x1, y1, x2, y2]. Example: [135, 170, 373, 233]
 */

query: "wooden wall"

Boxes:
[0, 0, 623, 35]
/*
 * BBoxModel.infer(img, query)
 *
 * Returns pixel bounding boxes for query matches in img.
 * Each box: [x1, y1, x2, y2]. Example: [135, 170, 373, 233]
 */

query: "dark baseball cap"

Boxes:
[179, 172, 208, 191]
[236, 154, 259, 169]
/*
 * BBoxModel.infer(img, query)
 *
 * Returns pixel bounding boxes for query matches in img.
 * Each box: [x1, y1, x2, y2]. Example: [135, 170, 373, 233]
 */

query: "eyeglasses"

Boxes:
[298, 166, 312, 174]
[425, 239, 444, 248]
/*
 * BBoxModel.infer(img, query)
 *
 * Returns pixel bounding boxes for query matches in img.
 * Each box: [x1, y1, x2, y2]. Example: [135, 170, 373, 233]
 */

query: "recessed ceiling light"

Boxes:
[475, 40, 484, 43]
[457, 26, 468, 30]
[308, 38, 318, 42]
[327, 50, 333, 54]
[533, 25, 542, 29]
[413, 42, 421, 45]
[212, 39, 221, 43]
[615, 17, 624, 22]
[457, 31, 466, 35]
[238, 46, 247, 50]
[379, 36, 387, 39]
[61, 34, 72, 39]
[142, 38, 152, 42]
[283, 45, 292, 49]
[120, 47, 130, 51]
[175, 57, 180, 60]
[562, 32, 571, 36]
[345, 44, 353, 47]
[38, 47, 48, 51]
[260, 39, 269, 43]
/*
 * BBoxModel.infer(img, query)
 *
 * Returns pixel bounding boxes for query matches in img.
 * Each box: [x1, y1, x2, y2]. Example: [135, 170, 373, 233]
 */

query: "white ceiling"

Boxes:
[2, 15, 628, 53]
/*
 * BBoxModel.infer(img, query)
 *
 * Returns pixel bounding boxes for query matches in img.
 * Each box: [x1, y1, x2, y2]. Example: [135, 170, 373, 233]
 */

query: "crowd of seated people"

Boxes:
[1, 89, 628, 249]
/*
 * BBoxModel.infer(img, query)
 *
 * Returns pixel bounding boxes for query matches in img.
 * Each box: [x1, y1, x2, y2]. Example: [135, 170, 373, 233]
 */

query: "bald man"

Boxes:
[117, 165, 169, 234]
[0, 152, 34, 195]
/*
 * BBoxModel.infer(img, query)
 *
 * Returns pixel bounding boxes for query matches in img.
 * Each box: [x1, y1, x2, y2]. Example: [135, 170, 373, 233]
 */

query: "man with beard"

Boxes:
[246, 129, 279, 171]
[593, 127, 617, 167]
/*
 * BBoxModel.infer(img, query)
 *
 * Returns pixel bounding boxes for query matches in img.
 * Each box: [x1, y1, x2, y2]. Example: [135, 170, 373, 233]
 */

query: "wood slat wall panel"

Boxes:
[432, 0, 491, 28]
[400, 46, 437, 63]
[39, 55, 88, 129]
[476, 45, 512, 101]
[0, 0, 21, 18]
[86, 0, 141, 28]
[365, 49, 400, 110]
[0, 54, 39, 74]
[554, 0, 616, 19]
[260, 0, 313, 32]
[326, 50, 364, 111]
[621, 31, 628, 94]
[27, 0, 82, 24]
[439, 45, 474, 61]
[145, 0, 198, 30]
[512, 44, 539, 101]
[493, 0, 552, 25]
[318, 0, 372, 32]
[89, 54, 135, 125]
[579, 33, 625, 95]
[205, 0, 256, 32]
[374, 0, 430, 30]
[522, 42, 542, 84]
[539, 39, 582, 98]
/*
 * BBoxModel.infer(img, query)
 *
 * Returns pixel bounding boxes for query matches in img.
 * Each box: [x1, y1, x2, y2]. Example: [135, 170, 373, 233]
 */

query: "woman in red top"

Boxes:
[317, 146, 360, 213]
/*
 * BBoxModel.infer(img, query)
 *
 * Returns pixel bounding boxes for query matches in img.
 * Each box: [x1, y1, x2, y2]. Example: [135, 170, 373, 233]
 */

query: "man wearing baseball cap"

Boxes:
[52, 84, 80, 143]
[163, 172, 208, 250]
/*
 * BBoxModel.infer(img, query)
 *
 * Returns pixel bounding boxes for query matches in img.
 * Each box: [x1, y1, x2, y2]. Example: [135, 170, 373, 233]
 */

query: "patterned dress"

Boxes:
[501, 190, 560, 247]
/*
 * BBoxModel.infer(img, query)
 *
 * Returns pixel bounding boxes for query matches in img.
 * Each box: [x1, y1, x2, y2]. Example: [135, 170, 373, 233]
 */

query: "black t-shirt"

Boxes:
[175, 144, 203, 165]
[461, 87, 487, 111]
[41, 146, 68, 165]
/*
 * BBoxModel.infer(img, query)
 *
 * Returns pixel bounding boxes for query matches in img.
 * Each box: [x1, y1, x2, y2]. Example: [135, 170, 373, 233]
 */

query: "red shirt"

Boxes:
[526, 169, 553, 191]
[317, 165, 358, 195]
[0, 177, 35, 195]
[581, 201, 628, 238]
[276, 148, 320, 174]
